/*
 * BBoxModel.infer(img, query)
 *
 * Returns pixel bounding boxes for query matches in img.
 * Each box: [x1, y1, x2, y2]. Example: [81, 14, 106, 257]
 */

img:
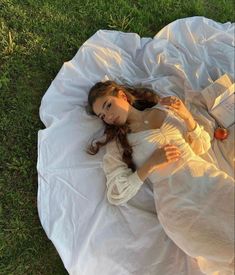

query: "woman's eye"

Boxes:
[107, 103, 111, 109]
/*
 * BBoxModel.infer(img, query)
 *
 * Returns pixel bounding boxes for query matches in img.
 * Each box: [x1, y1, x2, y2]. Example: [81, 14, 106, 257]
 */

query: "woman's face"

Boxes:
[92, 91, 130, 125]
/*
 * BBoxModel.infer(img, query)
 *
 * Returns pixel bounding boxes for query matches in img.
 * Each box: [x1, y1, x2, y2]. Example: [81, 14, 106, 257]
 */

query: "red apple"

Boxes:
[214, 127, 229, 140]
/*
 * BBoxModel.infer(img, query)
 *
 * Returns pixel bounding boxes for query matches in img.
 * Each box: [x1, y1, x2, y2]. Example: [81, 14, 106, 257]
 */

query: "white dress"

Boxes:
[102, 104, 234, 275]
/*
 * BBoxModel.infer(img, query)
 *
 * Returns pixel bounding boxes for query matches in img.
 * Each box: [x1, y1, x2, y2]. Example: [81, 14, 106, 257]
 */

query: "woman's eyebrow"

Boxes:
[98, 100, 108, 117]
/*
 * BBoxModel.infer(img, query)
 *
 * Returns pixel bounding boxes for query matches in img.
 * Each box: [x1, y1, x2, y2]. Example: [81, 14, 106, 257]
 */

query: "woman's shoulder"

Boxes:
[150, 103, 167, 111]
[147, 104, 169, 129]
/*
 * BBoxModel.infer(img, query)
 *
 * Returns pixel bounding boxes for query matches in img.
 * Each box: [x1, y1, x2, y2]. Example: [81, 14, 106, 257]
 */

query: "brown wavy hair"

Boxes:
[86, 81, 160, 171]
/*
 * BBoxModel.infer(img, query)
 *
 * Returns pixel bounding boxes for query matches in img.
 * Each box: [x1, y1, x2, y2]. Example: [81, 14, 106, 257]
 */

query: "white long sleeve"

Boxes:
[102, 140, 144, 206]
[184, 123, 211, 155]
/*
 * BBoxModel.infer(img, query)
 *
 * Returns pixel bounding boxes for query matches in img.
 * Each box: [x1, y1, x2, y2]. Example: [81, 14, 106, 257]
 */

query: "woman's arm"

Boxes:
[159, 96, 211, 155]
[103, 141, 181, 205]
[183, 111, 211, 155]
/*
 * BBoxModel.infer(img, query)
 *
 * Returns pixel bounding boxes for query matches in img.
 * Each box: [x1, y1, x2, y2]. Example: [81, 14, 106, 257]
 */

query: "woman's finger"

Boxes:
[163, 144, 178, 149]
[166, 151, 181, 159]
[167, 157, 180, 163]
[164, 145, 180, 152]
[163, 145, 181, 153]
[165, 105, 178, 112]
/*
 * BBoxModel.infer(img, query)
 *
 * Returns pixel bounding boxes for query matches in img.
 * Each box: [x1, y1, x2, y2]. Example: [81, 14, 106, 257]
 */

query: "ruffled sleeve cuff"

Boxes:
[186, 122, 202, 139]
[129, 170, 144, 186]
[185, 122, 211, 155]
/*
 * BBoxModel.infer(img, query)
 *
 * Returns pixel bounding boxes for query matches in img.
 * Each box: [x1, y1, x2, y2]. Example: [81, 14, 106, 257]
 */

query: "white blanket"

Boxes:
[37, 16, 234, 275]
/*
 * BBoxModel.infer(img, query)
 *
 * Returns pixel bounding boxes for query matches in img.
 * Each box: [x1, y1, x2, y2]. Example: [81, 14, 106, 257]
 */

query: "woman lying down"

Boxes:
[86, 80, 234, 275]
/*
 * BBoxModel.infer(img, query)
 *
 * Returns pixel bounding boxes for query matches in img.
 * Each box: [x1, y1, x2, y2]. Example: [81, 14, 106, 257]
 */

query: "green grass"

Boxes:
[0, 0, 234, 274]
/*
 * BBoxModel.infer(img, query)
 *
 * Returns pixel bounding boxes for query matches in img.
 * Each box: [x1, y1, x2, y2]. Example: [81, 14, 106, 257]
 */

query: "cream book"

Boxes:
[200, 74, 235, 128]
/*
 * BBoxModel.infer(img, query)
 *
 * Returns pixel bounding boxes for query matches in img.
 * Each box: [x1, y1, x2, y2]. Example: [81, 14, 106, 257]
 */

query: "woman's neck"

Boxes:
[127, 105, 145, 124]
[127, 106, 152, 131]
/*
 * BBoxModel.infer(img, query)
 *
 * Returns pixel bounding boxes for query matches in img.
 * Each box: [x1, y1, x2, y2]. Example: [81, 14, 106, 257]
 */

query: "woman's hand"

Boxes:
[137, 144, 181, 180]
[159, 96, 197, 131]
[149, 144, 181, 171]
[159, 96, 192, 120]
